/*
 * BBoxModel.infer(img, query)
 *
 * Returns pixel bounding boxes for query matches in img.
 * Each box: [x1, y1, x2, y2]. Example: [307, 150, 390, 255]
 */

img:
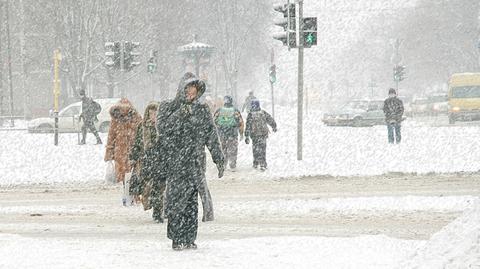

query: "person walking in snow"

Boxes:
[244, 100, 277, 171]
[129, 102, 166, 223]
[79, 89, 102, 145]
[214, 95, 244, 170]
[383, 88, 404, 144]
[241, 91, 257, 113]
[155, 72, 224, 250]
[104, 98, 142, 182]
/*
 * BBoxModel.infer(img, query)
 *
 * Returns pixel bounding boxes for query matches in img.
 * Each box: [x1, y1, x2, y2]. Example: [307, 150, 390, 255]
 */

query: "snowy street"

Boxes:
[1, 174, 479, 268]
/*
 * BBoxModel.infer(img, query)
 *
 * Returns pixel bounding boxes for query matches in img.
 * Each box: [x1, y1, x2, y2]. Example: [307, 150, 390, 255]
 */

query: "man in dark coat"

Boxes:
[156, 73, 225, 250]
[214, 95, 244, 170]
[383, 88, 404, 144]
[79, 89, 102, 145]
[245, 100, 277, 171]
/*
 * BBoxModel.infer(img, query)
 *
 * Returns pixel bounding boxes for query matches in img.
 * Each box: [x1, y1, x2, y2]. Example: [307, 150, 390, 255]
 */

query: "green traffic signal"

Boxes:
[306, 33, 315, 45]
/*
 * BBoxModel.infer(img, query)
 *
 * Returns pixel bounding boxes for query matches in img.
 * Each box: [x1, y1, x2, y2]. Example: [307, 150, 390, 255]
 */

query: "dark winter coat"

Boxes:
[213, 104, 244, 139]
[80, 97, 101, 123]
[383, 97, 404, 123]
[104, 98, 142, 182]
[129, 102, 161, 180]
[155, 76, 224, 220]
[245, 108, 277, 139]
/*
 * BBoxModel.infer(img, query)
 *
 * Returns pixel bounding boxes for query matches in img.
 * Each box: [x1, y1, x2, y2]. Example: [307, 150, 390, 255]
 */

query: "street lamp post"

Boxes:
[178, 35, 215, 90]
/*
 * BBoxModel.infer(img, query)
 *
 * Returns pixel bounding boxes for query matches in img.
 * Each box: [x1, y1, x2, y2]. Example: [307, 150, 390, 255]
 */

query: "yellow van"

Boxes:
[448, 73, 480, 124]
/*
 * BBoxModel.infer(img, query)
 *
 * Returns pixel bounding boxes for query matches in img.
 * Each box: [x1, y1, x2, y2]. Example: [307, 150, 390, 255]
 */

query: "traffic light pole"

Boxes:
[120, 40, 126, 97]
[297, 0, 304, 161]
[270, 48, 275, 119]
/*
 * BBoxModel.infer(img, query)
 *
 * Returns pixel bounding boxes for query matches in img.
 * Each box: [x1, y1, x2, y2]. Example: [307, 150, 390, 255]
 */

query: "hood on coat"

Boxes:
[174, 72, 206, 104]
[143, 101, 160, 126]
[110, 98, 141, 123]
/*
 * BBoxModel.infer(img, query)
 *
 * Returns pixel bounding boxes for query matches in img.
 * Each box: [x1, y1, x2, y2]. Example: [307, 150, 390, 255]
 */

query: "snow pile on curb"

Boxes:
[402, 200, 480, 268]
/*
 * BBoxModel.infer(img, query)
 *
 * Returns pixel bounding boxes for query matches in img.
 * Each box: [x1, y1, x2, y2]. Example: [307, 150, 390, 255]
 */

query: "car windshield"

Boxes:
[451, 86, 480, 98]
[427, 95, 447, 102]
[60, 106, 80, 117]
[342, 101, 367, 110]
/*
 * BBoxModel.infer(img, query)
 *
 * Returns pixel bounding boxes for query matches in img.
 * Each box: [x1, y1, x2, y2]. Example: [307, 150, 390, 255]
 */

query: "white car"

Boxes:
[27, 98, 120, 133]
[322, 99, 387, 127]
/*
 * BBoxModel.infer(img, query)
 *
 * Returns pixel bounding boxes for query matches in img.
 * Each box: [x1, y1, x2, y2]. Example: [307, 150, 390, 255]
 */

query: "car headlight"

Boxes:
[452, 106, 460, 112]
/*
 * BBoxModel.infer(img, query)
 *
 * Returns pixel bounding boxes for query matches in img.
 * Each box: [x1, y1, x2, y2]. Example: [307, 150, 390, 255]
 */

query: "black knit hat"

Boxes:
[388, 88, 396, 95]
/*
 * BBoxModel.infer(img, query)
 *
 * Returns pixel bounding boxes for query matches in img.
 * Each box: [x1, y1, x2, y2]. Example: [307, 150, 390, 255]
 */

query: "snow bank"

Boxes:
[402, 200, 480, 269]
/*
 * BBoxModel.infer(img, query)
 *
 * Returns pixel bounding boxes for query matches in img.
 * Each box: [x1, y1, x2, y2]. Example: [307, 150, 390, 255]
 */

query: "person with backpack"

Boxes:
[244, 100, 277, 171]
[383, 88, 404, 144]
[214, 95, 244, 170]
[79, 89, 102, 145]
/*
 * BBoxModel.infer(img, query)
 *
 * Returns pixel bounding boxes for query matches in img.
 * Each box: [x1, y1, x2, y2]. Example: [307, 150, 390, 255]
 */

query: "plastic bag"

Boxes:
[122, 172, 134, 206]
[104, 161, 116, 184]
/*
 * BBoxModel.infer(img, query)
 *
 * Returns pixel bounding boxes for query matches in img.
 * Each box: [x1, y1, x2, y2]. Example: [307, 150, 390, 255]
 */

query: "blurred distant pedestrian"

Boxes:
[383, 88, 404, 144]
[214, 95, 244, 170]
[79, 89, 102, 145]
[241, 91, 257, 113]
[245, 100, 277, 171]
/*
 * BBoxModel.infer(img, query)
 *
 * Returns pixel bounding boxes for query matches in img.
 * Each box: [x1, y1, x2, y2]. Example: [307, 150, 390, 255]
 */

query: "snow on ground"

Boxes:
[402, 201, 480, 269]
[2, 107, 480, 186]
[0, 233, 421, 269]
[0, 195, 475, 217]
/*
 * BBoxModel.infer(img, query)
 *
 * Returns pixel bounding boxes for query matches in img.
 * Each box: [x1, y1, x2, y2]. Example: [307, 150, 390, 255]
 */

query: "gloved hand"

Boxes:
[272, 127, 277, 133]
[216, 162, 225, 178]
[245, 137, 250, 144]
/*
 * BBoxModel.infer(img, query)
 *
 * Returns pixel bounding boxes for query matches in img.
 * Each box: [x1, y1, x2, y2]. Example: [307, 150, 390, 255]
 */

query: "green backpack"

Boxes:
[216, 107, 237, 127]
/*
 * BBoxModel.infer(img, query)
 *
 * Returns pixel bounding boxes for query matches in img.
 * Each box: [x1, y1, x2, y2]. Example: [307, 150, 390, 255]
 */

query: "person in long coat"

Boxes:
[129, 102, 166, 222]
[155, 73, 224, 250]
[104, 98, 142, 182]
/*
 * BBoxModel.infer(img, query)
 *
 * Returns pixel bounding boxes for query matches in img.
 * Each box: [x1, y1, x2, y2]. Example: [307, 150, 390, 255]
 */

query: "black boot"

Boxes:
[172, 241, 184, 251]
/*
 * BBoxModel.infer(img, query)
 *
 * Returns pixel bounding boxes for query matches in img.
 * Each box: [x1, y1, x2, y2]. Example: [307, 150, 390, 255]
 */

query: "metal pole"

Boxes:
[53, 49, 61, 146]
[0, 1, 4, 126]
[19, 0, 29, 120]
[297, 0, 304, 161]
[120, 40, 125, 97]
[194, 53, 200, 77]
[5, 0, 14, 127]
[270, 48, 275, 119]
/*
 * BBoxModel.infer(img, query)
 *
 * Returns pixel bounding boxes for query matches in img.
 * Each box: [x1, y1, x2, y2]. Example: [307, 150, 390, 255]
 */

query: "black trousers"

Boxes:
[252, 136, 267, 168]
[167, 189, 199, 244]
[81, 121, 101, 143]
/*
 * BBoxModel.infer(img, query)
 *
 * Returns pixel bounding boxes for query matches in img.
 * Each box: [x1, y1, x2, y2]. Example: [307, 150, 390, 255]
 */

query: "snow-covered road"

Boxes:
[0, 175, 479, 268]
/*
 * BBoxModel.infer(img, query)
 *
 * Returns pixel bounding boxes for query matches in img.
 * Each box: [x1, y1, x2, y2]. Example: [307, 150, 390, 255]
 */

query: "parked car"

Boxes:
[410, 94, 448, 117]
[410, 98, 430, 116]
[322, 99, 387, 127]
[427, 94, 448, 116]
[27, 98, 120, 133]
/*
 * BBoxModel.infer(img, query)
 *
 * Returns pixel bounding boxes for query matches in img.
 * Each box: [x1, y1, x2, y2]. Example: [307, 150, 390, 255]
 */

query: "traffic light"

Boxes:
[105, 41, 121, 69]
[302, 17, 317, 47]
[147, 50, 157, 74]
[393, 65, 406, 82]
[269, 64, 277, 83]
[273, 2, 296, 48]
[124, 41, 141, 71]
